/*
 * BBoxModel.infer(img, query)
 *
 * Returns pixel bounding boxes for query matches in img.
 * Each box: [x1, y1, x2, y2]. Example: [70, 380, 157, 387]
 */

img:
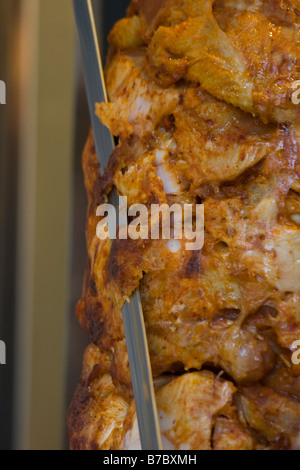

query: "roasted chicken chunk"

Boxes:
[69, 0, 300, 450]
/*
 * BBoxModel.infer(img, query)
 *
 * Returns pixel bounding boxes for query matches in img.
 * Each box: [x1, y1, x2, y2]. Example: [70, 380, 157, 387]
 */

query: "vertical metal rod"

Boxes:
[73, 0, 162, 450]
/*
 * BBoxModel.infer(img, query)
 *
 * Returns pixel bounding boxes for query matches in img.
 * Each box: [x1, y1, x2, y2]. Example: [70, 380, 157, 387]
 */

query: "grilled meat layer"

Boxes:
[69, 0, 300, 450]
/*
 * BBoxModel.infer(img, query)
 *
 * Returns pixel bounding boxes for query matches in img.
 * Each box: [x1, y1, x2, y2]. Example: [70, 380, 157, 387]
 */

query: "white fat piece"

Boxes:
[154, 141, 181, 195]
[124, 417, 142, 451]
[124, 412, 191, 451]
[166, 239, 181, 253]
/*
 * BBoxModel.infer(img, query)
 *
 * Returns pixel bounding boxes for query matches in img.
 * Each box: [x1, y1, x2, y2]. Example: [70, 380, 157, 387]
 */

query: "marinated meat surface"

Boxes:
[69, 0, 300, 450]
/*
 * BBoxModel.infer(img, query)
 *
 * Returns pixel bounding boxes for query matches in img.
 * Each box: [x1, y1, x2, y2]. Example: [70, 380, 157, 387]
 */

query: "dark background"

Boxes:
[0, 0, 129, 450]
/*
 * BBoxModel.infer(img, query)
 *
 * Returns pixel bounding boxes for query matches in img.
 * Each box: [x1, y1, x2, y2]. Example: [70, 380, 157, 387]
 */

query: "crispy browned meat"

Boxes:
[128, 0, 300, 124]
[69, 344, 300, 450]
[68, 343, 251, 450]
[69, 0, 300, 450]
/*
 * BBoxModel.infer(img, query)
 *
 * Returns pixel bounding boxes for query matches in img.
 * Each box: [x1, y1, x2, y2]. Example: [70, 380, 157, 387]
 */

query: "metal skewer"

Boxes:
[73, 0, 162, 450]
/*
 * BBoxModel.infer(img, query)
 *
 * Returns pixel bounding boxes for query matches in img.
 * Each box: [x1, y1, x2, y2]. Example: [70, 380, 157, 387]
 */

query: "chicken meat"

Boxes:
[69, 0, 300, 450]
